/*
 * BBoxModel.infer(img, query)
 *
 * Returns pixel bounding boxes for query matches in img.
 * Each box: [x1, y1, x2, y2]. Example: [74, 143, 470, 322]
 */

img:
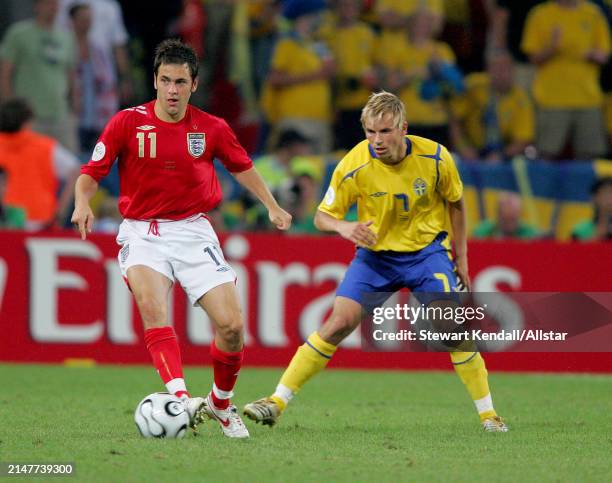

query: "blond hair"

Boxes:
[360, 91, 406, 130]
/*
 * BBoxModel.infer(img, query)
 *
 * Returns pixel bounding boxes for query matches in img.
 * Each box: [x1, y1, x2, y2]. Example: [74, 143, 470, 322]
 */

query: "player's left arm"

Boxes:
[449, 197, 470, 292]
[437, 145, 471, 291]
[233, 167, 292, 230]
[214, 119, 291, 230]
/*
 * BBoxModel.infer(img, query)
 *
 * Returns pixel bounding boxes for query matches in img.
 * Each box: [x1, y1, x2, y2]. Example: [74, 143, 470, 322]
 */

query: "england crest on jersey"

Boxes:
[187, 133, 206, 157]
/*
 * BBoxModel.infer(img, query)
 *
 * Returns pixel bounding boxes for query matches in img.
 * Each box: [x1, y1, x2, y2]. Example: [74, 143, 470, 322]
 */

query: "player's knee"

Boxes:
[216, 316, 244, 345]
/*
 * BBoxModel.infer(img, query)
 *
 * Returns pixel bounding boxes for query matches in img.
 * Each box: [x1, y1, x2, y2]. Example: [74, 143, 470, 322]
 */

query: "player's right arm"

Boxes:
[314, 211, 377, 247]
[72, 110, 127, 238]
[315, 154, 377, 247]
[71, 174, 98, 240]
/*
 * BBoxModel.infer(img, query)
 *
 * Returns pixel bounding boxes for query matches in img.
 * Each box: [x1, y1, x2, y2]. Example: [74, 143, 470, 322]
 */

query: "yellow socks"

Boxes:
[450, 351, 497, 421]
[272, 332, 337, 408]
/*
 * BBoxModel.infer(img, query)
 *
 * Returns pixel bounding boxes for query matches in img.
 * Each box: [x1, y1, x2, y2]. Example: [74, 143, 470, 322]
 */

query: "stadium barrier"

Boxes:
[0, 231, 610, 372]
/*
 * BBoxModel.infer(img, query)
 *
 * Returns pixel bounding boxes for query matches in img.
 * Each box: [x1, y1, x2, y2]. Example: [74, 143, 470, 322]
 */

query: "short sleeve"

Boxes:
[521, 6, 544, 56]
[80, 111, 126, 181]
[213, 119, 253, 173]
[593, 9, 611, 54]
[436, 146, 463, 203]
[317, 159, 360, 219]
[271, 39, 295, 72]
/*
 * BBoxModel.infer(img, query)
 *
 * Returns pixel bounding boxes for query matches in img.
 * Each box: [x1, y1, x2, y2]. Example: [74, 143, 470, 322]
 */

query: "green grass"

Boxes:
[1, 364, 612, 482]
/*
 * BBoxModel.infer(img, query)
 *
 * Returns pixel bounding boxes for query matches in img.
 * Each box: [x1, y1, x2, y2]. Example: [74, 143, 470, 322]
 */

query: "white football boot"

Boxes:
[203, 393, 250, 438]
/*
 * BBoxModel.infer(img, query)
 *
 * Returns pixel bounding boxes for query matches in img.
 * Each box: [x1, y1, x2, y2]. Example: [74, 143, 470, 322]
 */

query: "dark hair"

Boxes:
[591, 176, 612, 195]
[68, 2, 90, 19]
[0, 98, 34, 133]
[276, 129, 310, 149]
[153, 39, 198, 79]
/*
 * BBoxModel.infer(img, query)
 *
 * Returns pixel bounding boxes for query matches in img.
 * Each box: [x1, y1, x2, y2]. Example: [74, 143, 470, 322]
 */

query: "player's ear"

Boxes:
[153, 72, 158, 91]
[191, 76, 199, 93]
[402, 121, 408, 134]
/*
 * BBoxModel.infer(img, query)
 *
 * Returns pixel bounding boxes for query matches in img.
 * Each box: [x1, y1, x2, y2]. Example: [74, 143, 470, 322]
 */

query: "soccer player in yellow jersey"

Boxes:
[244, 91, 508, 433]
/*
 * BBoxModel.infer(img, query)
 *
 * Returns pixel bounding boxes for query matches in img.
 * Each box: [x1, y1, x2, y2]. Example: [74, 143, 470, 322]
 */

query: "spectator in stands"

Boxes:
[376, 0, 444, 47]
[489, 0, 544, 89]
[260, 0, 334, 154]
[248, 0, 281, 97]
[472, 191, 540, 239]
[0, 99, 80, 230]
[572, 177, 612, 241]
[0, 166, 25, 229]
[322, 0, 377, 151]
[0, 0, 78, 153]
[57, 0, 133, 107]
[521, 0, 610, 160]
[376, 6, 460, 147]
[451, 49, 535, 162]
[69, 3, 119, 156]
[245, 129, 321, 231]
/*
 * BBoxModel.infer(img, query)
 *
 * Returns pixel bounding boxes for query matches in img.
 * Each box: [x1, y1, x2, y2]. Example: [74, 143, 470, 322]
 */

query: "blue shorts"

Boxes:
[336, 232, 459, 309]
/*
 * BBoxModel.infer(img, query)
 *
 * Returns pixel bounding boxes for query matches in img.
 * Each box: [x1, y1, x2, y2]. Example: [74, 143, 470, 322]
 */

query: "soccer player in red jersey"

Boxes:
[71, 39, 292, 438]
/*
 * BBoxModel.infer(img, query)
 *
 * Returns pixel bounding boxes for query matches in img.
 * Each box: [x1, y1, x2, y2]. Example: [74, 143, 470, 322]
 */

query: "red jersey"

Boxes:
[81, 101, 253, 220]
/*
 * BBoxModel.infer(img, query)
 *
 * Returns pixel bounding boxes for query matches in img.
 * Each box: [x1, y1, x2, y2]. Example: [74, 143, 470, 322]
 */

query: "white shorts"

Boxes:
[116, 214, 236, 306]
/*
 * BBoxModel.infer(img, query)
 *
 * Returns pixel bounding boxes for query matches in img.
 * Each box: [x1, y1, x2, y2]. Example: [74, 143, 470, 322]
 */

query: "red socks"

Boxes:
[144, 326, 189, 398]
[144, 327, 243, 406]
[210, 341, 243, 409]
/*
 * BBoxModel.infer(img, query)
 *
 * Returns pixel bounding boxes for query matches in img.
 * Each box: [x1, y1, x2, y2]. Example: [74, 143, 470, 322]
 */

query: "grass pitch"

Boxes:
[1, 364, 611, 482]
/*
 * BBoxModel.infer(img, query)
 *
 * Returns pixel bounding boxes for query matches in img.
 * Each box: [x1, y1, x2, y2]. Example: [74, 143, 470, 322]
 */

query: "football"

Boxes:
[134, 392, 189, 439]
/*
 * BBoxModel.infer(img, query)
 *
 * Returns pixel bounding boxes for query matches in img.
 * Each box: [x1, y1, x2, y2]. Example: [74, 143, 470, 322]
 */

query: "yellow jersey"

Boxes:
[322, 21, 376, 110]
[521, 0, 610, 108]
[375, 39, 456, 126]
[262, 37, 332, 123]
[318, 136, 463, 252]
[452, 72, 535, 149]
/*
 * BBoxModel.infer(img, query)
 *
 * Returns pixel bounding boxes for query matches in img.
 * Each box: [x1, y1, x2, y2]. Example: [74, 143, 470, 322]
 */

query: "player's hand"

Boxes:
[339, 220, 377, 248]
[71, 204, 95, 240]
[269, 206, 292, 231]
[455, 256, 471, 292]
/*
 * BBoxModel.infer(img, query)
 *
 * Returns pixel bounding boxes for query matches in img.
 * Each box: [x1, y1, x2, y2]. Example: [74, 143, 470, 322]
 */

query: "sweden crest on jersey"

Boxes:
[187, 133, 206, 157]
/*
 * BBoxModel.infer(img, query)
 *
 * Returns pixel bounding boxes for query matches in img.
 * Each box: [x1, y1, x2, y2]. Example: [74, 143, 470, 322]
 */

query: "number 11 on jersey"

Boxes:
[136, 132, 157, 158]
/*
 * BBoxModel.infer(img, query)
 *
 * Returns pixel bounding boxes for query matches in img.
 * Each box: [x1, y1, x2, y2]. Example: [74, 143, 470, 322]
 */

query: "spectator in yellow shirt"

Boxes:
[376, 0, 444, 42]
[261, 0, 334, 154]
[521, 0, 610, 160]
[323, 0, 377, 150]
[452, 49, 535, 162]
[376, 7, 460, 147]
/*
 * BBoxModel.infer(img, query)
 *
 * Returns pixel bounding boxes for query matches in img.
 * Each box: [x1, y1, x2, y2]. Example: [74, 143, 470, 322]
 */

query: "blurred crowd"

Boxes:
[0, 0, 611, 241]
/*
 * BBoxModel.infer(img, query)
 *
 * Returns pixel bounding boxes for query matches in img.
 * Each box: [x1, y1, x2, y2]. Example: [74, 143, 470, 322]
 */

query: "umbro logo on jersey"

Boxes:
[369, 192, 387, 197]
[137, 125, 156, 130]
[216, 266, 231, 273]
